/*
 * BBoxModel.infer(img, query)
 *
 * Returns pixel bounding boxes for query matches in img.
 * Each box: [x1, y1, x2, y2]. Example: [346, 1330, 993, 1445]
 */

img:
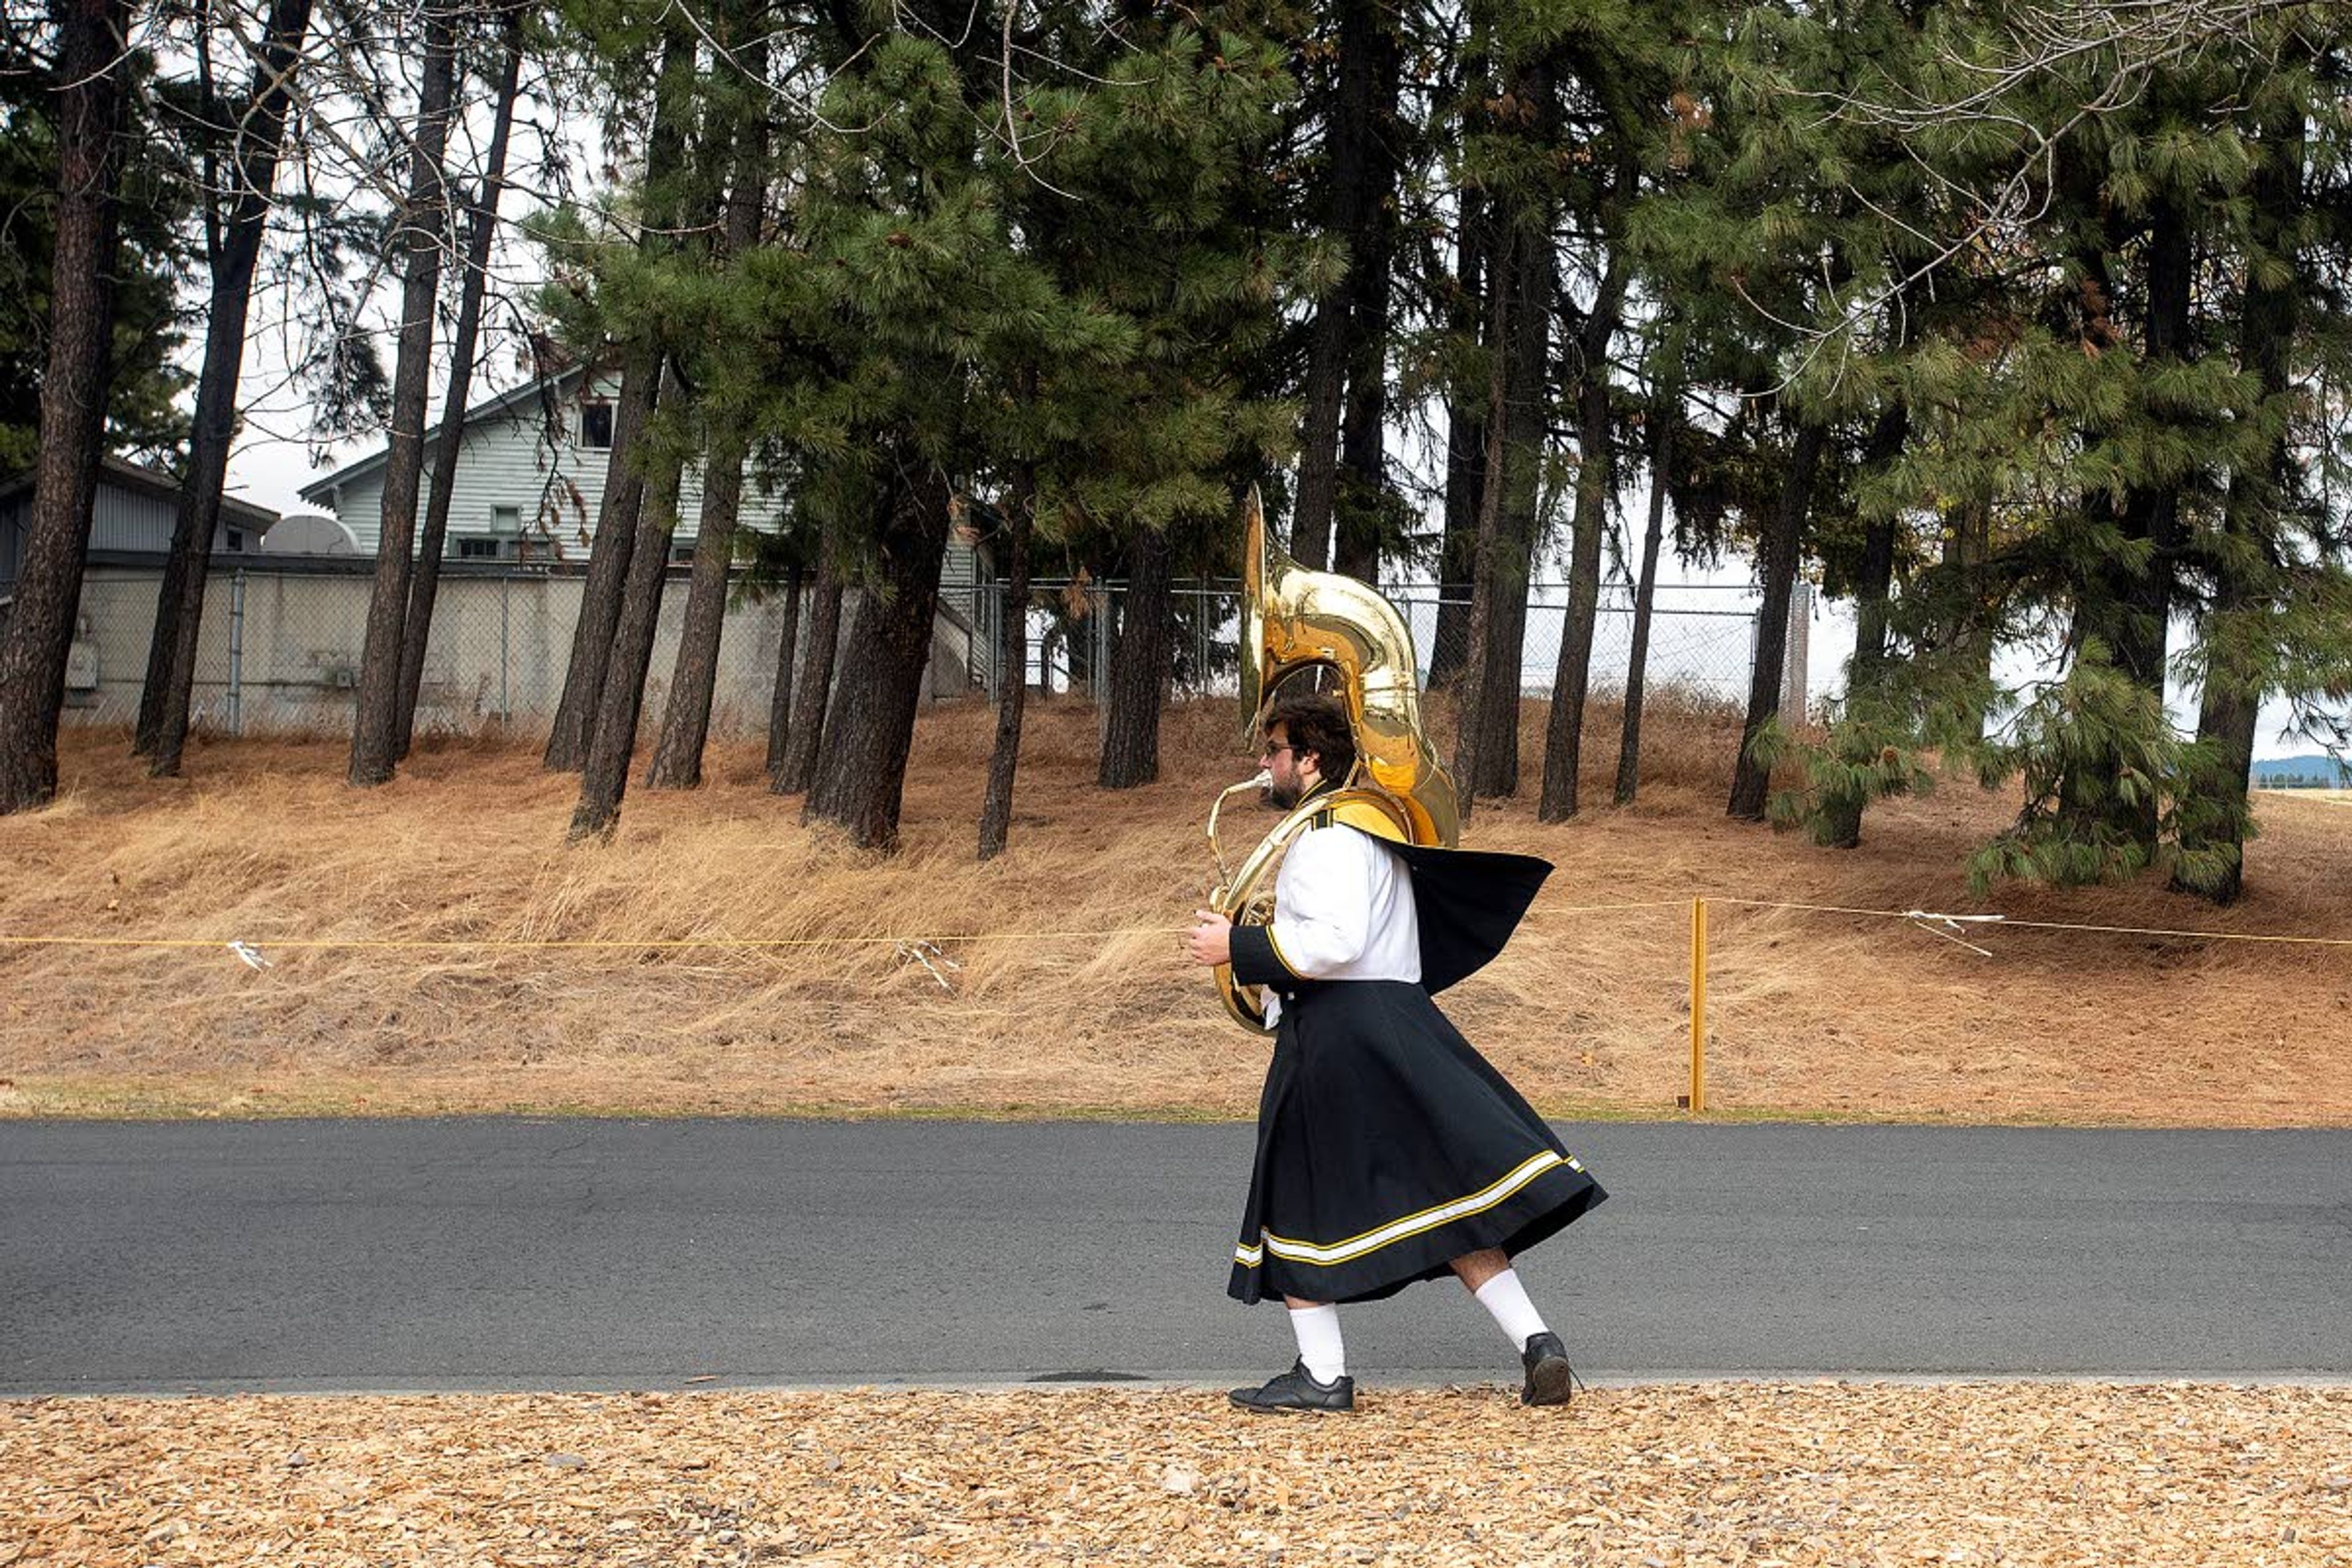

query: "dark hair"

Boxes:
[1265, 689, 1357, 783]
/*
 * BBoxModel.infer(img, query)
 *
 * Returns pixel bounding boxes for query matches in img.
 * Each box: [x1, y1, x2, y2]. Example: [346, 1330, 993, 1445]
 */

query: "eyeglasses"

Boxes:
[1257, 744, 1297, 764]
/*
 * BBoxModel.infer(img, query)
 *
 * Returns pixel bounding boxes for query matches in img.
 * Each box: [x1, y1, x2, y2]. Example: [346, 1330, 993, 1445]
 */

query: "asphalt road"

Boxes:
[4, 1119, 2347, 1395]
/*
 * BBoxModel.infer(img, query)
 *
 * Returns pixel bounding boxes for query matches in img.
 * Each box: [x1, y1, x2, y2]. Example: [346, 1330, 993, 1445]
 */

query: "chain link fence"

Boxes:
[47, 557, 1793, 740]
[947, 576, 1798, 717]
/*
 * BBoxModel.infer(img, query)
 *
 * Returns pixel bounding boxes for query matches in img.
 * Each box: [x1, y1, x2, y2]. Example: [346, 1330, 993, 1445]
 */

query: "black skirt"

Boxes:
[1227, 978, 1606, 1306]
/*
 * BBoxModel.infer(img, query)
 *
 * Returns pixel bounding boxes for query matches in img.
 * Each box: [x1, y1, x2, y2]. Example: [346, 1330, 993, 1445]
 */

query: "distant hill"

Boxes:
[2252, 754, 2352, 787]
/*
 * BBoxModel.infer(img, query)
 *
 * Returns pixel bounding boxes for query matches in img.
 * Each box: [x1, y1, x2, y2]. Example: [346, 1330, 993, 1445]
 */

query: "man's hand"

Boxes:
[1185, 909, 1234, 967]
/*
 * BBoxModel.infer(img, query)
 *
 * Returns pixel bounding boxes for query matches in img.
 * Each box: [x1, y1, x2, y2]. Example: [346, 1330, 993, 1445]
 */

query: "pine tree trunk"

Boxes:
[0, 0, 132, 815]
[2059, 195, 2188, 860]
[1450, 222, 1513, 820]
[1289, 0, 1397, 573]
[2118, 200, 2191, 709]
[1815, 395, 1909, 849]
[1472, 552, 1528, 799]
[2115, 198, 2192, 851]
[646, 430, 744, 791]
[393, 5, 522, 761]
[568, 431, 685, 840]
[1331, 244, 1393, 586]
[1292, 293, 1348, 574]
[1430, 187, 1485, 693]
[137, 0, 313, 776]
[765, 563, 806, 785]
[545, 24, 695, 774]
[1469, 200, 1555, 802]
[1099, 524, 1173, 789]
[804, 468, 954, 851]
[545, 344, 659, 770]
[1538, 246, 1630, 823]
[139, 263, 263, 772]
[774, 550, 843, 795]
[647, 35, 770, 792]
[1330, 3, 1403, 587]
[1941, 500, 1994, 739]
[348, 9, 458, 789]
[2177, 127, 2297, 904]
[1729, 417, 1827, 821]
[1615, 413, 1673, 805]
[978, 469, 1036, 859]
[2184, 676, 2261, 904]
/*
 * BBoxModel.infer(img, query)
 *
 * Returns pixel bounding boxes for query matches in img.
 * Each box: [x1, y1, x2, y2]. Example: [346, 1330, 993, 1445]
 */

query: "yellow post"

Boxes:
[1688, 897, 1708, 1115]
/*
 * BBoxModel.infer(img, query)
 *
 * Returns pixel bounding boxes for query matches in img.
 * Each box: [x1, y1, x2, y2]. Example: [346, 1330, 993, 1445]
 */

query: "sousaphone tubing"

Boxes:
[1205, 490, 1460, 1031]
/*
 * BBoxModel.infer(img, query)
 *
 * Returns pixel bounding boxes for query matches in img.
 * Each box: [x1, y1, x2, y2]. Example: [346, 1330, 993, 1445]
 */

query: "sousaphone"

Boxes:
[1205, 490, 1460, 1031]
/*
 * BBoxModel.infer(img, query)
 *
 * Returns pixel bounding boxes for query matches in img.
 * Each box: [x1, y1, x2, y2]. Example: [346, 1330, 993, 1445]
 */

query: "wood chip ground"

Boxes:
[5, 1383, 2348, 1565]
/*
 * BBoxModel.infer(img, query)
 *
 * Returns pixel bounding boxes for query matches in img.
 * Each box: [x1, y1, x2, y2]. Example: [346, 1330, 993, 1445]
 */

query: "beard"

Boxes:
[1261, 771, 1317, 809]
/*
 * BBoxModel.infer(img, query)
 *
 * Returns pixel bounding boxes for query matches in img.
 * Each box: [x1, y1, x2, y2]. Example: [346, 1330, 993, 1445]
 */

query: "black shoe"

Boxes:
[1229, 1359, 1355, 1414]
[1520, 1332, 1574, 1406]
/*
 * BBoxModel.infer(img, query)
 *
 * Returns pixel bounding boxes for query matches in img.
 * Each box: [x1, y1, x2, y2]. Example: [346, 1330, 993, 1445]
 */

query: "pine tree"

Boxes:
[1536, 12, 1673, 823]
[1613, 360, 1679, 805]
[1289, 0, 1408, 580]
[0, 15, 189, 475]
[976, 459, 1035, 859]
[540, 7, 700, 775]
[1449, 9, 1572, 809]
[646, 12, 773, 793]
[348, 4, 459, 789]
[2167, 25, 2352, 900]
[687, 2, 1306, 840]
[393, 2, 529, 763]
[135, 0, 315, 778]
[1763, 0, 2352, 896]
[0, 0, 139, 815]
[1629, 0, 1875, 826]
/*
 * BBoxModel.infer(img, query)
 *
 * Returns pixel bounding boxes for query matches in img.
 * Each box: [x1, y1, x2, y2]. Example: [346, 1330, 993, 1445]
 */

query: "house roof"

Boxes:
[0, 456, 279, 532]
[297, 366, 592, 503]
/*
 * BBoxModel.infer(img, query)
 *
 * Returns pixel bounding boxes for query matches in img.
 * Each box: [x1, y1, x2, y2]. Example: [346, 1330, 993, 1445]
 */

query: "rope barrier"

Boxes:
[0, 927, 1188, 952]
[9, 888, 2342, 1123]
[1700, 897, 2352, 951]
[4, 895, 2348, 956]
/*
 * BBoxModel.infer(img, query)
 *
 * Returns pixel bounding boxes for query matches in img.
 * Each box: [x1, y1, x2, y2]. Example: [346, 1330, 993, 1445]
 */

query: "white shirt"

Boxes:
[1261, 823, 1422, 1025]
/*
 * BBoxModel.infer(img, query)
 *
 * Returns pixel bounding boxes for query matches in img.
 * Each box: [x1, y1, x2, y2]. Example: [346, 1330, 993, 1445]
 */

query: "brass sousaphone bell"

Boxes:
[1205, 490, 1461, 1032]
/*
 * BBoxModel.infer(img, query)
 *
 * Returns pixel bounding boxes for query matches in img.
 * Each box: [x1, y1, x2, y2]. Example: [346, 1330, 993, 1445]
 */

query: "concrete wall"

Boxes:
[59, 559, 984, 739]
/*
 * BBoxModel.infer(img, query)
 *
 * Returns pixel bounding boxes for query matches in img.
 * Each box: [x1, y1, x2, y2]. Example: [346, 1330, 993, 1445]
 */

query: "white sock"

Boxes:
[1473, 1268, 1550, 1351]
[1287, 1303, 1346, 1382]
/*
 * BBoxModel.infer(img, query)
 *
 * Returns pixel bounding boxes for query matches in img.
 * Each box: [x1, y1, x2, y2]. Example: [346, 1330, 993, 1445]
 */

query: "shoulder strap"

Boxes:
[1325, 798, 1407, 843]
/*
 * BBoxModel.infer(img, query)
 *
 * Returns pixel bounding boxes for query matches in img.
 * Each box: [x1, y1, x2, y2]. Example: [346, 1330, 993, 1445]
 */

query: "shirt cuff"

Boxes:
[1228, 924, 1300, 987]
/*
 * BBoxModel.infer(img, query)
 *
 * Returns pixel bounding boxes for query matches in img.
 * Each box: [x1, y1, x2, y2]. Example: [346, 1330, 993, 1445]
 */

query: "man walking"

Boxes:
[1185, 690, 1605, 1412]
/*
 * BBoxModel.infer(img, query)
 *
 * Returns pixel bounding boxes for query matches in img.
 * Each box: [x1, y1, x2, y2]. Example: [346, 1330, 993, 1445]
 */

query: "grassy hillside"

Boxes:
[3, 699, 2346, 1125]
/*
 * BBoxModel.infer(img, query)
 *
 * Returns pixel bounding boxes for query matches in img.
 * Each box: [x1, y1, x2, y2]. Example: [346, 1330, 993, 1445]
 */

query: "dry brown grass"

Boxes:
[5, 1382, 2350, 1566]
[3, 698, 2348, 1125]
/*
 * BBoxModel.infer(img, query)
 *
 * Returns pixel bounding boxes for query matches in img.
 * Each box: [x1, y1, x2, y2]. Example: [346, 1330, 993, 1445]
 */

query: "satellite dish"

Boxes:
[260, 513, 360, 555]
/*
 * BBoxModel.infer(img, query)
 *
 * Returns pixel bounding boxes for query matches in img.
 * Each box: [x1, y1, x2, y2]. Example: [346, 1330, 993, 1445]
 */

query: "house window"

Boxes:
[579, 402, 615, 450]
[491, 505, 521, 537]
[457, 538, 500, 559]
[225, 529, 243, 552]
